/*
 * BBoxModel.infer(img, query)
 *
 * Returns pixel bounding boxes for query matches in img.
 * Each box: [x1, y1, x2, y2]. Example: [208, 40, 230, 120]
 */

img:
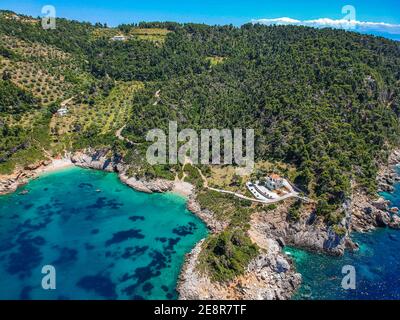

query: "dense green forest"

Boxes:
[1, 10, 400, 214]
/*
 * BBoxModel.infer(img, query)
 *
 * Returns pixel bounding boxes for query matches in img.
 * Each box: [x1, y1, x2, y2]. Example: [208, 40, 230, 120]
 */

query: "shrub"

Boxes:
[198, 229, 259, 282]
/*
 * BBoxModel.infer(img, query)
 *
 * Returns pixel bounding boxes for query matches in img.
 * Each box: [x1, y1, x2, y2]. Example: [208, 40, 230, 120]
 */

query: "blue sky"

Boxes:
[1, 0, 400, 41]
[1, 0, 399, 26]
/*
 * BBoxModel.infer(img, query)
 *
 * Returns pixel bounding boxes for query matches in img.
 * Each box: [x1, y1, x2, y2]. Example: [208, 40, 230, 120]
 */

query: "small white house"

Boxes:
[265, 174, 284, 190]
[57, 107, 68, 116]
[111, 35, 126, 41]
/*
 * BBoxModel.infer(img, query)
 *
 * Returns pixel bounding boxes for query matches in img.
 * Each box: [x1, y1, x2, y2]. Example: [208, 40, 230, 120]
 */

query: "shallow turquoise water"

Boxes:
[0, 167, 207, 300]
[286, 183, 400, 300]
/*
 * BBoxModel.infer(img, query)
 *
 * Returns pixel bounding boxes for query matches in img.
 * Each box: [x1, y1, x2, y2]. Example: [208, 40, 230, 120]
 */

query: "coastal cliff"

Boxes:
[0, 159, 69, 195]
[177, 238, 301, 300]
[2, 147, 400, 300]
[350, 149, 400, 232]
[249, 201, 355, 257]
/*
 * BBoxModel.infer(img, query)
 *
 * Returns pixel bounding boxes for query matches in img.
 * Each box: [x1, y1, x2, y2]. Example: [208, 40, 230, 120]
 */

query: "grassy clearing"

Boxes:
[130, 28, 171, 43]
[206, 56, 226, 66]
[90, 28, 120, 40]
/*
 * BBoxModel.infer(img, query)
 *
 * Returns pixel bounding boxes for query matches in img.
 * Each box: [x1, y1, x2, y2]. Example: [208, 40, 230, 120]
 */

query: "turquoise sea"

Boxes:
[0, 166, 207, 300]
[287, 186, 400, 300]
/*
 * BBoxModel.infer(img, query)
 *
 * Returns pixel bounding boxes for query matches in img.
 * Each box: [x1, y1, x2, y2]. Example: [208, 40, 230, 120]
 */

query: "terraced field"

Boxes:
[0, 35, 92, 105]
[130, 28, 171, 43]
[50, 81, 143, 149]
[90, 27, 171, 44]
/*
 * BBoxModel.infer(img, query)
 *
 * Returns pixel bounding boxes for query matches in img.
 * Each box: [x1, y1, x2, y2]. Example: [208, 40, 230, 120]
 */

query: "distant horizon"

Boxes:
[1, 1, 400, 41]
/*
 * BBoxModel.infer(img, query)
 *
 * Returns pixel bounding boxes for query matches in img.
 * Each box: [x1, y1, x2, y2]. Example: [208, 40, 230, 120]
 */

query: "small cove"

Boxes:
[0, 166, 207, 299]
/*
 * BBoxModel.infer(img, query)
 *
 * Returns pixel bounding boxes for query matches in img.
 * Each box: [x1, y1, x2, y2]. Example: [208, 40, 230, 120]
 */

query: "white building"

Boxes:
[265, 174, 284, 190]
[57, 107, 68, 116]
[111, 35, 126, 41]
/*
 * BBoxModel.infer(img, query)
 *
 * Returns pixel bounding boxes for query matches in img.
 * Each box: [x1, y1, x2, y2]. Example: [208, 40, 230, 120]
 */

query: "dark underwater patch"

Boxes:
[7, 235, 43, 277]
[86, 197, 124, 210]
[121, 249, 168, 297]
[85, 243, 95, 250]
[77, 274, 117, 299]
[52, 247, 78, 265]
[121, 245, 148, 259]
[105, 229, 145, 246]
[36, 204, 53, 215]
[165, 237, 180, 252]
[78, 182, 93, 189]
[0, 239, 15, 252]
[142, 282, 154, 293]
[172, 222, 197, 236]
[20, 285, 33, 300]
[161, 285, 169, 292]
[91, 228, 99, 234]
[31, 236, 46, 246]
[23, 203, 34, 210]
[17, 216, 53, 233]
[129, 215, 145, 222]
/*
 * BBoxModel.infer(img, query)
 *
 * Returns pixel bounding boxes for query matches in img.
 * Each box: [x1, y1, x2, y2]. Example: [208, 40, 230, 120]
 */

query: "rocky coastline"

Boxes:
[1, 147, 400, 300]
[0, 158, 72, 195]
[350, 149, 400, 232]
[247, 198, 355, 257]
[177, 239, 301, 300]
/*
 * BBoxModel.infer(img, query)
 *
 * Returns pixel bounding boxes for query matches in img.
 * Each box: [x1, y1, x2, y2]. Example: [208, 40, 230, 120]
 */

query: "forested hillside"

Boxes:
[1, 10, 400, 216]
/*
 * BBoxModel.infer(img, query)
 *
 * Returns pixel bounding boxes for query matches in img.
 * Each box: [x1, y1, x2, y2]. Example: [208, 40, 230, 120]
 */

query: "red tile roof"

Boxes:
[270, 174, 281, 180]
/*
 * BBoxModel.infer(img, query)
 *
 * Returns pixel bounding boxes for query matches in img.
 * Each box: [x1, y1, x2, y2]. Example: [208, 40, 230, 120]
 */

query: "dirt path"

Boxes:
[115, 125, 140, 146]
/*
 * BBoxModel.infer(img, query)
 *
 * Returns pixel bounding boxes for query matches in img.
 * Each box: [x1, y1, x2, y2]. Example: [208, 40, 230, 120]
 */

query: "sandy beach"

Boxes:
[39, 158, 74, 174]
[172, 180, 194, 198]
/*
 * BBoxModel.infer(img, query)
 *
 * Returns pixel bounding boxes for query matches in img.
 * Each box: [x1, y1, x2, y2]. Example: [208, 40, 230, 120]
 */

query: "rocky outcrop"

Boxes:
[351, 191, 400, 231]
[186, 195, 227, 233]
[349, 149, 400, 232]
[249, 201, 355, 256]
[119, 174, 174, 193]
[71, 149, 175, 194]
[71, 149, 122, 172]
[377, 149, 400, 193]
[178, 239, 301, 300]
[0, 159, 51, 195]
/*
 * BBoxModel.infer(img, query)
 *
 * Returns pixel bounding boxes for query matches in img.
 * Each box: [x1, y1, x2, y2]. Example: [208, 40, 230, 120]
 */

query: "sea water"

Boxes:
[287, 184, 400, 300]
[0, 166, 207, 300]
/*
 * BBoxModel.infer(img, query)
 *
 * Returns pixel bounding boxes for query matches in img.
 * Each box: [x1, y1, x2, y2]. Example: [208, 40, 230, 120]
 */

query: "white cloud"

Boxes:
[251, 17, 400, 35]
